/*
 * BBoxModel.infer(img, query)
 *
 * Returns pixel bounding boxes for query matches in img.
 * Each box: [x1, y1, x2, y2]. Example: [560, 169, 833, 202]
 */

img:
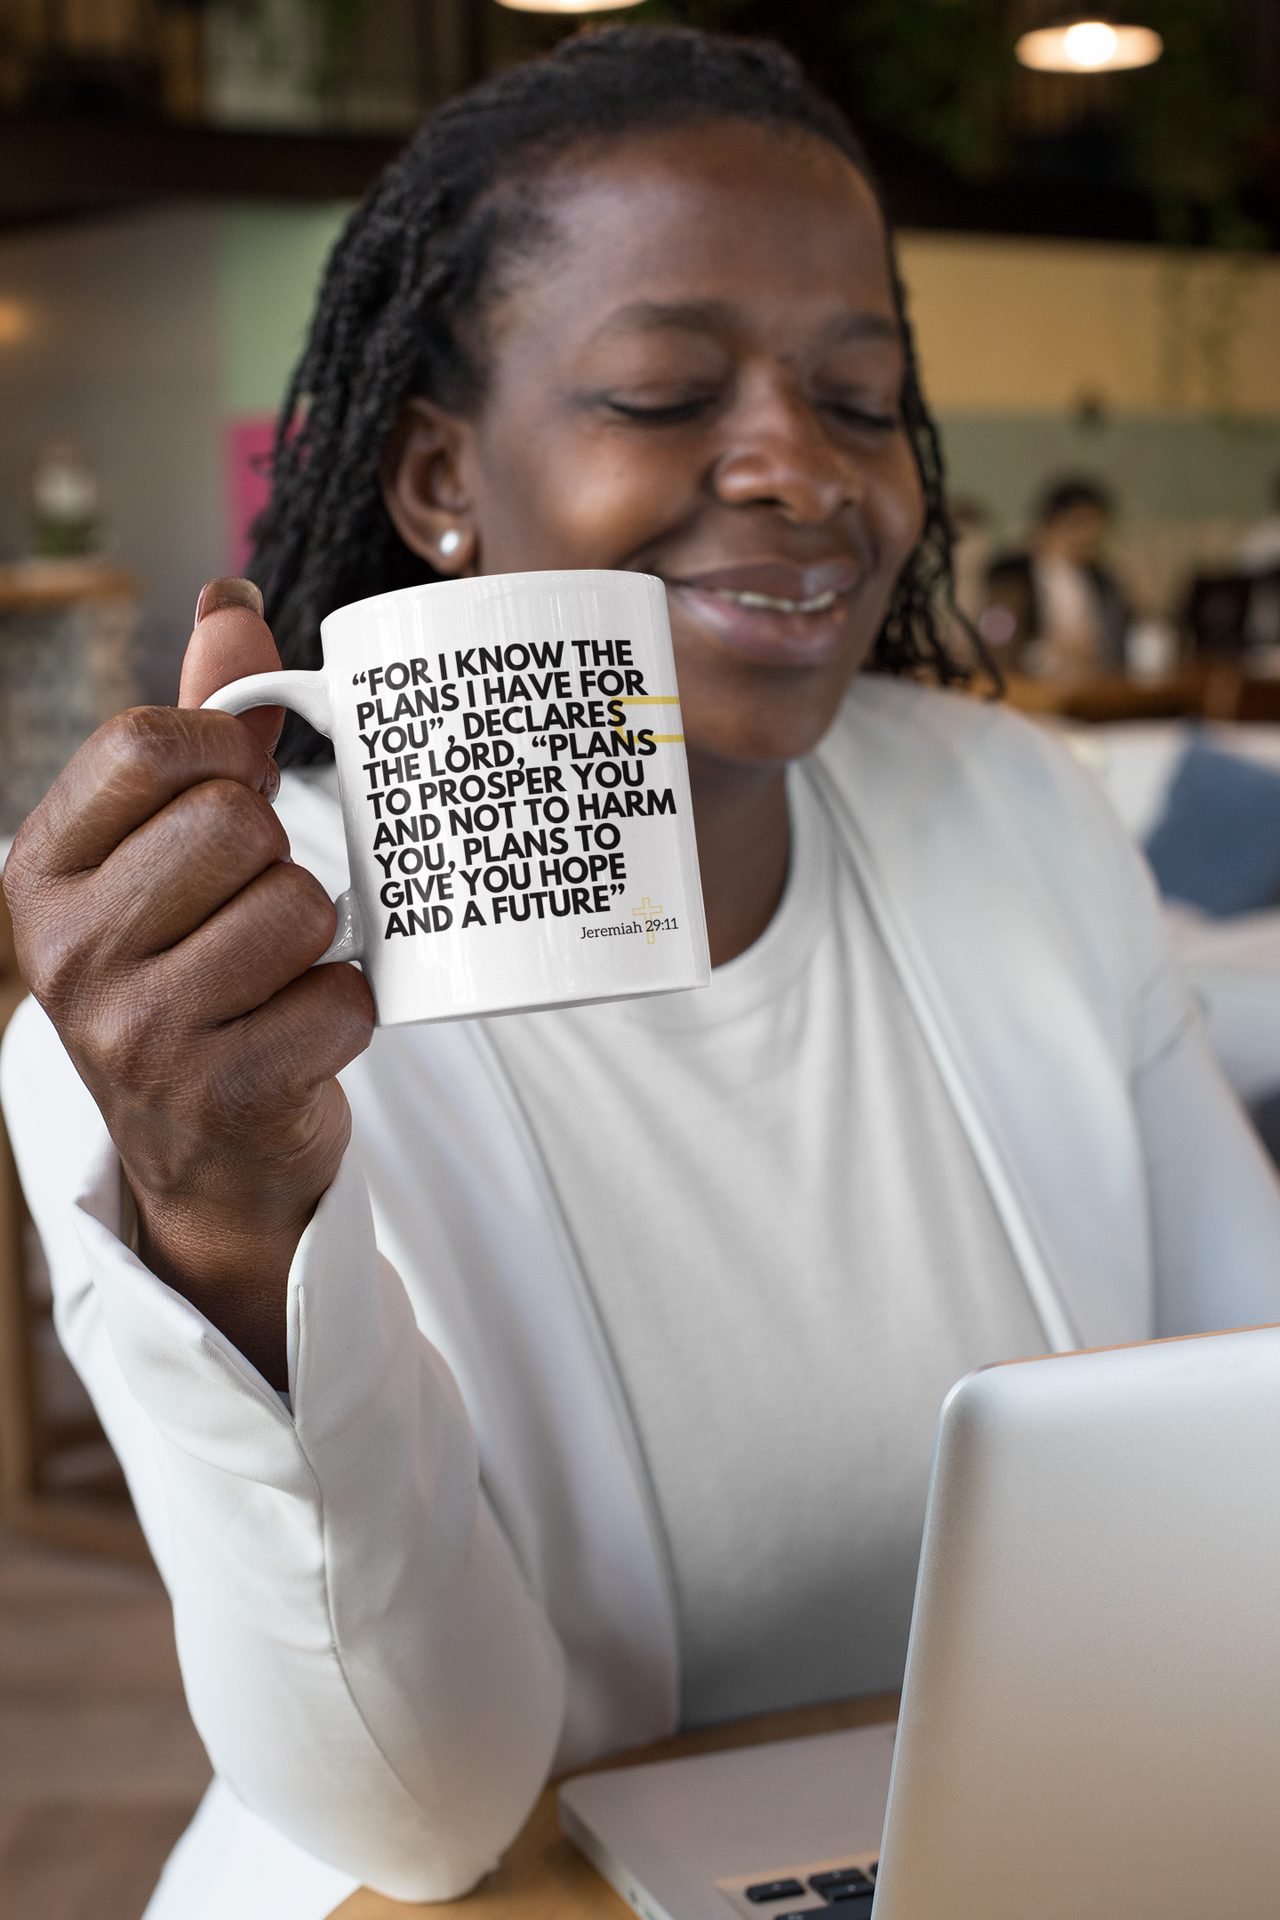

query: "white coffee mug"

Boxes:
[203, 569, 710, 1026]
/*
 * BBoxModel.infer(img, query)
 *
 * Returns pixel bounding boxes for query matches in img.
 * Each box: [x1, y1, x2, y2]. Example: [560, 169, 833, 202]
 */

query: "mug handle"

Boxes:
[201, 669, 364, 967]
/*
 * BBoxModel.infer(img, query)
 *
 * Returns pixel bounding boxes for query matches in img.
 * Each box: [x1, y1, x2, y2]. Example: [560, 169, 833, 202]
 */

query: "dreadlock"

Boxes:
[249, 25, 974, 767]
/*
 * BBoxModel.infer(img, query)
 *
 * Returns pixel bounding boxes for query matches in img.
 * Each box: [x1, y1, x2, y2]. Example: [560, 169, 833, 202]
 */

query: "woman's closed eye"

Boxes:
[819, 394, 901, 434]
[601, 388, 724, 426]
[598, 390, 900, 434]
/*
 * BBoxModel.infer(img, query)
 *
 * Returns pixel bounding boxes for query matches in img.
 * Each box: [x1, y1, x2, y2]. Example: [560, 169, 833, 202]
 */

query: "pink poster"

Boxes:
[225, 413, 277, 574]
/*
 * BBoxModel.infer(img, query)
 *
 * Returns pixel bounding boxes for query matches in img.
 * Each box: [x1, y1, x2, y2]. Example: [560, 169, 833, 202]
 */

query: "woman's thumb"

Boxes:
[178, 577, 285, 755]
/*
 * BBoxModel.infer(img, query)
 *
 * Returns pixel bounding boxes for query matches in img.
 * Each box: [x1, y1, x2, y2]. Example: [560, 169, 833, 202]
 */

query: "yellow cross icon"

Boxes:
[632, 897, 663, 944]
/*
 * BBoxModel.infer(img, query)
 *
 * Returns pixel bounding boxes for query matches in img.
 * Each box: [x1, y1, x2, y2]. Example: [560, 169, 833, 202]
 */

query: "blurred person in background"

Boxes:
[983, 477, 1128, 678]
[1236, 469, 1280, 576]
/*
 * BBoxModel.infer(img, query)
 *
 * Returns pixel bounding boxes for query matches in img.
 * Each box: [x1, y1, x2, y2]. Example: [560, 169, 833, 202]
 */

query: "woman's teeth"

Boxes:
[707, 587, 841, 615]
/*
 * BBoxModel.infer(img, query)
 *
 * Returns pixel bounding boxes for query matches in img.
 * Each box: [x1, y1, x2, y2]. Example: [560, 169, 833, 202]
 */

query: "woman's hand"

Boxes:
[2, 580, 375, 1388]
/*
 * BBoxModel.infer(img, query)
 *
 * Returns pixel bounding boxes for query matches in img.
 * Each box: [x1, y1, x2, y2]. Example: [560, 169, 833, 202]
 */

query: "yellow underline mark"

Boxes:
[614, 694, 683, 744]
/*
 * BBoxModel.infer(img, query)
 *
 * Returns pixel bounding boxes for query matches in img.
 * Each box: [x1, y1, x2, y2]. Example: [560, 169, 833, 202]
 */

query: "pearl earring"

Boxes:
[439, 529, 463, 558]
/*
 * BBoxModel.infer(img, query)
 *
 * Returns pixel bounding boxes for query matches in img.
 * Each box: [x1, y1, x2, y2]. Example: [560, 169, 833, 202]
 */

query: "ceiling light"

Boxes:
[1016, 20, 1163, 72]
[495, 0, 641, 12]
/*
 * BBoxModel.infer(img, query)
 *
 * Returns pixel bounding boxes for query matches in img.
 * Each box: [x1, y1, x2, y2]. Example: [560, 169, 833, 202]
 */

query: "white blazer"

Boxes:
[5, 678, 1280, 1919]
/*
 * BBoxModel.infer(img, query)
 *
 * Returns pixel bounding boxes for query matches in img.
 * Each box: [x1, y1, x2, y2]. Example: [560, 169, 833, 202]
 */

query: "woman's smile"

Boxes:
[665, 557, 866, 668]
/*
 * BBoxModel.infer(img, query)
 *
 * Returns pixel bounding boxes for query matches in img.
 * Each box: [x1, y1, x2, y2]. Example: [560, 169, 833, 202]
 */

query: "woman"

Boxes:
[4, 28, 1279, 1920]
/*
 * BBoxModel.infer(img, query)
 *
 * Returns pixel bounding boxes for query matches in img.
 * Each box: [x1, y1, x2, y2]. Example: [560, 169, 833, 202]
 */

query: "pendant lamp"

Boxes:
[495, 0, 641, 11]
[1016, 16, 1163, 72]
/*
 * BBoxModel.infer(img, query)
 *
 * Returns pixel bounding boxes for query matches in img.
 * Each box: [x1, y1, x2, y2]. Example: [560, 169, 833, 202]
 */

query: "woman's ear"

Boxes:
[379, 397, 479, 574]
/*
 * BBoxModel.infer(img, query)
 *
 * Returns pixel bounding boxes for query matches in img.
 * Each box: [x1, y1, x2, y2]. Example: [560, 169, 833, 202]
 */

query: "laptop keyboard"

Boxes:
[718, 1855, 878, 1920]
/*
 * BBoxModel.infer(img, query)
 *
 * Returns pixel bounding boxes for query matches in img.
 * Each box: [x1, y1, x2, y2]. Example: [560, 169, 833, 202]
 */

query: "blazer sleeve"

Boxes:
[1132, 973, 1280, 1338]
[0, 994, 566, 1902]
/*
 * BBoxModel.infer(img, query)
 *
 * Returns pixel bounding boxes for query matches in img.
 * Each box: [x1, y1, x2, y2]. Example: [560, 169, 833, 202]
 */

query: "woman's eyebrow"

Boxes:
[588, 302, 901, 345]
[591, 300, 738, 341]
[826, 312, 902, 345]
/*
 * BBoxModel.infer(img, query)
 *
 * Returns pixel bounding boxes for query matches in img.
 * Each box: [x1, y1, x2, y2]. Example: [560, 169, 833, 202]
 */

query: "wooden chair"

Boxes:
[0, 881, 148, 1562]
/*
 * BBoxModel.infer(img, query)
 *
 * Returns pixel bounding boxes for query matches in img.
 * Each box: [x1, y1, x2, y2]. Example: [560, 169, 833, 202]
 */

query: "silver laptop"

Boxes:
[560, 1323, 1280, 1920]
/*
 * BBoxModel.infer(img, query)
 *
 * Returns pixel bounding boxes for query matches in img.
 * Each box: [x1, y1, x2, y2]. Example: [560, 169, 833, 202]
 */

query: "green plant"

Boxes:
[1123, 0, 1264, 248]
[303, 0, 368, 97]
[842, 0, 1014, 178]
[836, 0, 1265, 243]
[225, 0, 369, 102]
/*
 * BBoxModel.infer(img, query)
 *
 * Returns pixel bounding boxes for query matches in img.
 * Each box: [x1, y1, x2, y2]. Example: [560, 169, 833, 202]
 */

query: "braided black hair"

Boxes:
[248, 25, 974, 767]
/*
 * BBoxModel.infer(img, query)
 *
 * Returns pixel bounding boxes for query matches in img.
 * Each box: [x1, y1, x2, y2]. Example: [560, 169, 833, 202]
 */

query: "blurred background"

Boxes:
[2, 5, 1280, 1917]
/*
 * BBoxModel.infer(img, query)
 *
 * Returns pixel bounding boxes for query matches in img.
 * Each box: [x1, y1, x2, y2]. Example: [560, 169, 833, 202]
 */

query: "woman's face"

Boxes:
[386, 119, 926, 772]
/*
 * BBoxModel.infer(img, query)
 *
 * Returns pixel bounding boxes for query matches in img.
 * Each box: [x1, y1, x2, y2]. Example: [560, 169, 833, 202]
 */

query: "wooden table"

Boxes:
[0, 558, 138, 615]
[991, 663, 1280, 726]
[328, 1694, 899, 1920]
[995, 668, 1208, 723]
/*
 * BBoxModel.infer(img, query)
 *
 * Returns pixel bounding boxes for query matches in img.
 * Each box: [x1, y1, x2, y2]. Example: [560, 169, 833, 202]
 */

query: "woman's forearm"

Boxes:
[3, 1005, 566, 1897]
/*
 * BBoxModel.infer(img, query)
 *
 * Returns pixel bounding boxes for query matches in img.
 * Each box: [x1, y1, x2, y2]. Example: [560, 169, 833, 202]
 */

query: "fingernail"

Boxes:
[261, 756, 281, 803]
[195, 577, 264, 624]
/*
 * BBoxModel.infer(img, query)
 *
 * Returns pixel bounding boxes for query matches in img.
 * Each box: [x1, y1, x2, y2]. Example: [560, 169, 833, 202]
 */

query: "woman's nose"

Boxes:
[712, 386, 864, 524]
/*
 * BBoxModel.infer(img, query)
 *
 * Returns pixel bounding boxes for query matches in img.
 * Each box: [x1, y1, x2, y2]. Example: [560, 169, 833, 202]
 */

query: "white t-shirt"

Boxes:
[486, 765, 1048, 1726]
[1034, 555, 1103, 653]
[1237, 517, 1280, 575]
